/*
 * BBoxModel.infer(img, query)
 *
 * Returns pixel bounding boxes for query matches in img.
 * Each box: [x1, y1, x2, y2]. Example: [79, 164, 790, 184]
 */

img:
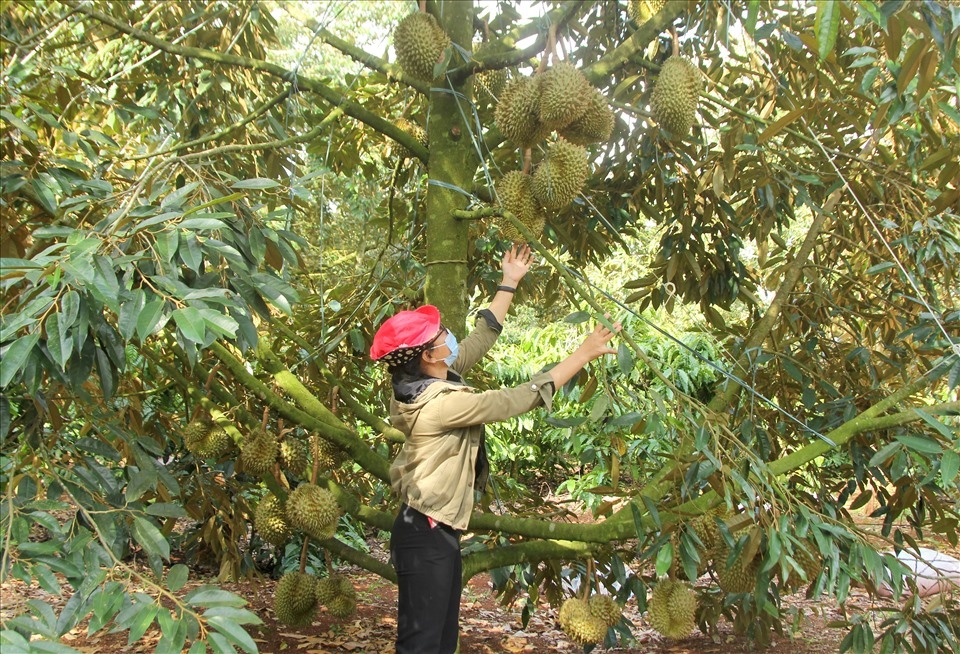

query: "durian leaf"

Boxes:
[814, 0, 841, 60]
[758, 106, 806, 145]
[896, 38, 929, 96]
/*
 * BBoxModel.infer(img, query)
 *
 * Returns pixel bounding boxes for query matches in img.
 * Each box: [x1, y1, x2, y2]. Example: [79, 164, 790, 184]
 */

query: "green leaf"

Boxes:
[940, 450, 959, 485]
[207, 616, 258, 654]
[187, 641, 207, 654]
[895, 433, 942, 455]
[130, 516, 170, 561]
[118, 289, 146, 341]
[231, 178, 280, 189]
[172, 306, 206, 344]
[1, 109, 39, 141]
[31, 177, 59, 214]
[136, 299, 167, 341]
[145, 502, 188, 518]
[206, 631, 238, 654]
[202, 607, 262, 625]
[814, 0, 841, 60]
[166, 564, 190, 593]
[186, 588, 247, 608]
[912, 409, 957, 440]
[654, 541, 673, 577]
[125, 468, 157, 503]
[125, 603, 159, 646]
[46, 313, 73, 370]
[1, 332, 40, 388]
[563, 311, 591, 324]
[868, 441, 902, 467]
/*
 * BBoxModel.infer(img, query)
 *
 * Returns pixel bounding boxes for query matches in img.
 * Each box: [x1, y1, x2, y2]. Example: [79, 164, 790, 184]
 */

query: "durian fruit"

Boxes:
[239, 426, 279, 475]
[254, 493, 292, 546]
[650, 55, 701, 138]
[558, 597, 608, 646]
[495, 76, 550, 149]
[317, 574, 357, 619]
[531, 137, 589, 210]
[713, 545, 760, 594]
[273, 571, 319, 627]
[393, 12, 450, 81]
[588, 593, 623, 628]
[688, 513, 721, 553]
[779, 543, 823, 592]
[559, 86, 614, 145]
[472, 41, 510, 105]
[279, 438, 310, 477]
[286, 483, 341, 541]
[183, 420, 232, 458]
[495, 170, 546, 241]
[394, 118, 428, 159]
[647, 577, 697, 640]
[315, 438, 344, 471]
[627, 0, 666, 24]
[537, 62, 592, 130]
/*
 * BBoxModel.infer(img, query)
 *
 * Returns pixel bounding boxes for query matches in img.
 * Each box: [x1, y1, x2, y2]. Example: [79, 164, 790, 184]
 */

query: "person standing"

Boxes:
[370, 244, 621, 654]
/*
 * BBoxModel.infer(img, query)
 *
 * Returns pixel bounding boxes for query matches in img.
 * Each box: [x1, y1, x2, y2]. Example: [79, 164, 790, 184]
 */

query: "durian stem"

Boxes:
[670, 28, 679, 57]
[582, 557, 594, 600]
[261, 406, 269, 431]
[309, 433, 322, 485]
[299, 535, 310, 574]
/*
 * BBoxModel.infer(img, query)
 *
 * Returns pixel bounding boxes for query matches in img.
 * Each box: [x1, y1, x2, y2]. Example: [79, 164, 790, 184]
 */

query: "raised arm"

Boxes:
[487, 244, 533, 325]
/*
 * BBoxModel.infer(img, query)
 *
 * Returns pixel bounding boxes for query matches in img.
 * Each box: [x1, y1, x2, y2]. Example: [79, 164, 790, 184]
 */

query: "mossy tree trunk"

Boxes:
[424, 1, 480, 335]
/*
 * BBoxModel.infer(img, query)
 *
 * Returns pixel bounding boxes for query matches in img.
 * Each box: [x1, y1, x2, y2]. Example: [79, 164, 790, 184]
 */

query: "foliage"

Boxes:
[1, 0, 959, 651]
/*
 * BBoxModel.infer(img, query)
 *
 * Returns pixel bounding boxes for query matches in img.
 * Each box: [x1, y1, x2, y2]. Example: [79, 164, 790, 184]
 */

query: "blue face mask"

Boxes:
[430, 331, 459, 366]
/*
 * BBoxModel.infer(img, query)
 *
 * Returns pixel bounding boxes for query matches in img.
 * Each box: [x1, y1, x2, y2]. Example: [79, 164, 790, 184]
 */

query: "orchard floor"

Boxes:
[3, 515, 957, 654]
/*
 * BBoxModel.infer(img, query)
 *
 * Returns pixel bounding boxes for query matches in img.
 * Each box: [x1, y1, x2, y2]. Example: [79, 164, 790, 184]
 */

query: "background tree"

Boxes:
[1, 1, 958, 652]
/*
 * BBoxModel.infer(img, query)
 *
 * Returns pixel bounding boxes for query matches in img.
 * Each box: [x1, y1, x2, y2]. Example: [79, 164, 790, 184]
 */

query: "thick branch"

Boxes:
[587, 4, 687, 82]
[461, 539, 595, 582]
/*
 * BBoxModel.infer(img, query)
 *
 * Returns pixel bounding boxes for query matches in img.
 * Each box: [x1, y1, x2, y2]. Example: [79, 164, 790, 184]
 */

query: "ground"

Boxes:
[2, 512, 957, 653]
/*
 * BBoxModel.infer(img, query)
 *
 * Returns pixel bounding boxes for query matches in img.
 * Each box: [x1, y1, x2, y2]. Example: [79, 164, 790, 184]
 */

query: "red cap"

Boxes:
[370, 305, 441, 362]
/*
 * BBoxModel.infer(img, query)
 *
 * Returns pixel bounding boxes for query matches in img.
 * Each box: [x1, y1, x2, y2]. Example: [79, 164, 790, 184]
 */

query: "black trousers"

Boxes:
[390, 504, 462, 654]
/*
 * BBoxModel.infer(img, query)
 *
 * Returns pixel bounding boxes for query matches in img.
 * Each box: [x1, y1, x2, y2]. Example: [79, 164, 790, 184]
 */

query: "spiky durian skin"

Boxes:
[286, 483, 341, 541]
[495, 171, 546, 241]
[559, 86, 614, 145]
[184, 420, 231, 458]
[279, 438, 309, 477]
[320, 574, 357, 619]
[538, 62, 592, 130]
[651, 56, 701, 138]
[394, 118, 428, 159]
[254, 493, 292, 546]
[589, 594, 623, 628]
[393, 12, 450, 81]
[239, 427, 278, 474]
[628, 0, 666, 23]
[779, 543, 823, 592]
[315, 438, 344, 471]
[274, 571, 318, 627]
[495, 76, 550, 149]
[713, 546, 760, 594]
[559, 598, 608, 645]
[532, 138, 589, 210]
[647, 578, 697, 640]
[472, 41, 510, 105]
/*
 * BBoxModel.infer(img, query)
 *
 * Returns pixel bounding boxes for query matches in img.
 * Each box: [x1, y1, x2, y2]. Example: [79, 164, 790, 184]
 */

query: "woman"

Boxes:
[370, 244, 621, 654]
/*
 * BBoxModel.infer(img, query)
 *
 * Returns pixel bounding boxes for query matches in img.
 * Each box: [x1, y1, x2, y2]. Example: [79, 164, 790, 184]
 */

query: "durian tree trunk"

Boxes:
[423, 0, 481, 335]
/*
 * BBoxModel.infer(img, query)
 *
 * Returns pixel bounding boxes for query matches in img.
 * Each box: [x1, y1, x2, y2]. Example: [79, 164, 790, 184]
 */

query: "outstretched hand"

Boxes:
[501, 244, 534, 286]
[578, 317, 621, 361]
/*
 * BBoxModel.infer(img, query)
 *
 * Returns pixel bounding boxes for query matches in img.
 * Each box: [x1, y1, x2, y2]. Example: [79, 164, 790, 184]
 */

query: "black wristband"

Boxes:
[497, 285, 516, 293]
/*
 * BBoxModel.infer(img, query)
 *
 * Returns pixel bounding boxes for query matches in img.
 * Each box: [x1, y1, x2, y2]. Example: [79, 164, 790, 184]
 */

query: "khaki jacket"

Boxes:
[388, 312, 556, 530]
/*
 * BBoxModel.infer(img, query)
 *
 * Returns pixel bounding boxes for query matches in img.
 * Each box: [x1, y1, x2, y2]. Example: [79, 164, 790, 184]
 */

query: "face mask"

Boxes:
[430, 331, 459, 366]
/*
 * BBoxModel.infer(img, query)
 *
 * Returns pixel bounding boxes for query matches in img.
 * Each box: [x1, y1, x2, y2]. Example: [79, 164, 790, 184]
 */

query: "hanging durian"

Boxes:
[650, 55, 701, 138]
[394, 118, 428, 159]
[393, 12, 450, 81]
[627, 0, 666, 24]
[273, 571, 319, 627]
[713, 544, 760, 594]
[588, 594, 623, 628]
[184, 420, 232, 458]
[558, 597, 608, 646]
[239, 426, 279, 475]
[531, 137, 589, 210]
[495, 76, 550, 149]
[472, 41, 510, 106]
[317, 574, 357, 619]
[286, 483, 341, 541]
[254, 493, 292, 546]
[495, 170, 546, 241]
[559, 86, 615, 145]
[537, 62, 591, 130]
[647, 577, 697, 639]
[279, 438, 310, 477]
